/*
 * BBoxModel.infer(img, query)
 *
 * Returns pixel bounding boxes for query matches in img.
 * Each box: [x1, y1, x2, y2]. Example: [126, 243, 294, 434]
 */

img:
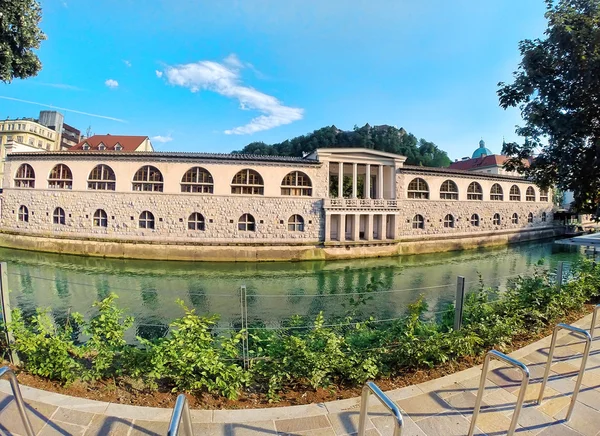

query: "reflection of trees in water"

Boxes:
[55, 272, 70, 300]
[287, 287, 305, 305]
[15, 294, 37, 326]
[140, 283, 159, 310]
[187, 282, 208, 312]
[19, 270, 33, 295]
[136, 316, 169, 340]
[96, 278, 111, 301]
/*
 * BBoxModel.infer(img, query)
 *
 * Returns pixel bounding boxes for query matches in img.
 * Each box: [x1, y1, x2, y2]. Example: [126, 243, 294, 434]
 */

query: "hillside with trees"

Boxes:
[233, 124, 451, 167]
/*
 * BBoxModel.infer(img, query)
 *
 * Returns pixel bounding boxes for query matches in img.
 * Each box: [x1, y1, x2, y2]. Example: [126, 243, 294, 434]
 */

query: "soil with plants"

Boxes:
[2, 260, 599, 410]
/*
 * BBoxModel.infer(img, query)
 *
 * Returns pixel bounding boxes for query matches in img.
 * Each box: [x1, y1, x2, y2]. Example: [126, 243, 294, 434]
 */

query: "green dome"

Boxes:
[472, 139, 493, 158]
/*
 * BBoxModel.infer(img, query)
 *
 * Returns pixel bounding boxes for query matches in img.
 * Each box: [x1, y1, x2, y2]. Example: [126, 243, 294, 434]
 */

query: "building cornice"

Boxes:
[399, 165, 530, 183]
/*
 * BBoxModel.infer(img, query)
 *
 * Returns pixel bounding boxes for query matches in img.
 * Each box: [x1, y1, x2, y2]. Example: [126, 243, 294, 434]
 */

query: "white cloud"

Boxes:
[155, 70, 163, 78]
[151, 134, 173, 143]
[157, 55, 303, 134]
[124, 60, 132, 67]
[105, 79, 119, 89]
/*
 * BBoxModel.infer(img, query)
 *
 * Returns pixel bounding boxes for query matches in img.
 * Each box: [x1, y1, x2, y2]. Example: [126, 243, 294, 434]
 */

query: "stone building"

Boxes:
[0, 147, 558, 261]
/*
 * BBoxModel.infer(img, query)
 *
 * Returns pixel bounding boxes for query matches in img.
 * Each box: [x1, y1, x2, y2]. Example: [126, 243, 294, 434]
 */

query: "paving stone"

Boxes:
[37, 420, 87, 436]
[104, 403, 174, 421]
[536, 423, 585, 436]
[227, 420, 277, 436]
[190, 422, 228, 436]
[438, 391, 480, 416]
[546, 374, 577, 396]
[480, 387, 518, 416]
[0, 396, 56, 435]
[575, 385, 600, 411]
[84, 414, 133, 436]
[485, 366, 524, 393]
[370, 414, 425, 436]
[274, 416, 331, 434]
[468, 411, 529, 436]
[550, 361, 580, 376]
[396, 393, 449, 421]
[416, 413, 483, 436]
[535, 394, 572, 417]
[277, 428, 336, 436]
[578, 369, 600, 388]
[509, 406, 554, 435]
[524, 383, 560, 404]
[561, 402, 600, 436]
[215, 404, 326, 423]
[51, 407, 95, 427]
[326, 412, 372, 435]
[129, 419, 169, 436]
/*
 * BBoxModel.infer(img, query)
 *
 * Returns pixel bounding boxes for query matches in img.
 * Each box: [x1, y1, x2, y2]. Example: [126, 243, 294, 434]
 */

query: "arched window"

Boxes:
[493, 213, 501, 225]
[407, 178, 429, 199]
[139, 211, 155, 229]
[490, 184, 503, 201]
[470, 214, 480, 226]
[542, 212, 547, 222]
[540, 189, 549, 202]
[18, 205, 28, 222]
[528, 212, 534, 223]
[509, 185, 521, 201]
[53, 207, 66, 225]
[231, 169, 264, 195]
[440, 180, 459, 200]
[133, 166, 163, 192]
[15, 164, 35, 188]
[512, 213, 519, 224]
[412, 214, 425, 229]
[238, 213, 255, 231]
[48, 164, 72, 189]
[443, 214, 455, 228]
[93, 209, 108, 227]
[281, 171, 312, 196]
[526, 186, 535, 202]
[88, 165, 116, 190]
[181, 167, 214, 193]
[288, 214, 305, 231]
[467, 182, 483, 200]
[188, 212, 205, 231]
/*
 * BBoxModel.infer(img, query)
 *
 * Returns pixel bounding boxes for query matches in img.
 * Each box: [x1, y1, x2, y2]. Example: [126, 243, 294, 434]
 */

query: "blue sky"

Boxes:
[0, 0, 548, 159]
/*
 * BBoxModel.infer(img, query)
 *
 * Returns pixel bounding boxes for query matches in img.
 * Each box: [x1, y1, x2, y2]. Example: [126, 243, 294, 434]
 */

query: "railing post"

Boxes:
[0, 262, 19, 365]
[591, 304, 600, 339]
[556, 261, 564, 288]
[358, 382, 403, 436]
[454, 276, 465, 331]
[0, 367, 34, 436]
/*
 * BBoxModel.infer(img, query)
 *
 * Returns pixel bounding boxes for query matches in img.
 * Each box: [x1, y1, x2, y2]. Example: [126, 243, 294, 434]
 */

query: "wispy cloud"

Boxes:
[0, 96, 126, 122]
[105, 79, 119, 89]
[123, 60, 132, 68]
[157, 54, 303, 135]
[38, 83, 82, 91]
[151, 134, 173, 143]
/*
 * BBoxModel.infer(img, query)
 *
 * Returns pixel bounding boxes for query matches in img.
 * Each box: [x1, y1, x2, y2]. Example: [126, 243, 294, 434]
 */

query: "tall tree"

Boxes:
[0, 0, 46, 83]
[498, 0, 600, 212]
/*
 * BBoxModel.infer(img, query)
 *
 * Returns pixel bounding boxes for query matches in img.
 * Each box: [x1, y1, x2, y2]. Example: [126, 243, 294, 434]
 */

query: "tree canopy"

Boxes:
[499, 0, 600, 212]
[0, 0, 46, 83]
[233, 124, 451, 167]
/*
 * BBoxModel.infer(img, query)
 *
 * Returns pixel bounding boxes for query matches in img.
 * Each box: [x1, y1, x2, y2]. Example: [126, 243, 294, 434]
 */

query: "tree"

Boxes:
[0, 0, 46, 83]
[498, 0, 600, 212]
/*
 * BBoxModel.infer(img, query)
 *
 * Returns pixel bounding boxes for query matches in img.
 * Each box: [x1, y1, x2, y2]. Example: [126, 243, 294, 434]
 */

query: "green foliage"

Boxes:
[234, 124, 451, 168]
[498, 0, 600, 212]
[0, 0, 46, 82]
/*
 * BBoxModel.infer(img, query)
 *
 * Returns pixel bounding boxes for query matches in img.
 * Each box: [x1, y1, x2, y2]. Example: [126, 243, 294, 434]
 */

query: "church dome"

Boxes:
[472, 139, 493, 158]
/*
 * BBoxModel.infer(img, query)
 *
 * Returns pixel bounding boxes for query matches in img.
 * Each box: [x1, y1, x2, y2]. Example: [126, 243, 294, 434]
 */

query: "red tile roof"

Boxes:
[70, 135, 148, 151]
[448, 154, 509, 171]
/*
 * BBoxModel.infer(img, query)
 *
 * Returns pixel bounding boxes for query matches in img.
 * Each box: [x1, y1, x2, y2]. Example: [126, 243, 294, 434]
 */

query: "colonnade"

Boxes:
[325, 213, 397, 242]
[331, 162, 396, 199]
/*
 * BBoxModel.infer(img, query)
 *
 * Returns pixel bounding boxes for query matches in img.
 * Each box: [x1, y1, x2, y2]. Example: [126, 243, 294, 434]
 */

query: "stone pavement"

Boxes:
[1, 312, 599, 436]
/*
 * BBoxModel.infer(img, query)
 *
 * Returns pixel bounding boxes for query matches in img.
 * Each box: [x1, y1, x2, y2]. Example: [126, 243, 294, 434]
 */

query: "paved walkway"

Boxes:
[1, 313, 599, 436]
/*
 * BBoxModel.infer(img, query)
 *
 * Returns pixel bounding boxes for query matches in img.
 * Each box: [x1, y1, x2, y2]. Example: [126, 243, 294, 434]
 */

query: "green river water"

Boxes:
[0, 239, 584, 342]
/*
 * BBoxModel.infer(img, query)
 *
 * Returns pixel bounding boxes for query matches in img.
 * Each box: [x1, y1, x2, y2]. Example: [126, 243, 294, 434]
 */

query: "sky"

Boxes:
[0, 0, 549, 159]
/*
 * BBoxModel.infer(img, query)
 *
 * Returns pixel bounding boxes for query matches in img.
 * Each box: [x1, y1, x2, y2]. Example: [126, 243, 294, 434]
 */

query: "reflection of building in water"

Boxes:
[1, 144, 558, 261]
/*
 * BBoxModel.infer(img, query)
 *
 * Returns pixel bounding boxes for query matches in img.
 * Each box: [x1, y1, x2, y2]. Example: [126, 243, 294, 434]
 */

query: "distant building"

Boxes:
[449, 140, 520, 176]
[59, 123, 81, 150]
[70, 135, 154, 152]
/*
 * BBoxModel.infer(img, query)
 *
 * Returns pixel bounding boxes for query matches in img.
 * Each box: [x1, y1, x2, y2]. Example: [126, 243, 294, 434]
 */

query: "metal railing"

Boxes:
[167, 394, 194, 436]
[591, 304, 600, 339]
[324, 198, 398, 209]
[358, 381, 403, 436]
[468, 350, 530, 436]
[0, 366, 35, 436]
[537, 323, 592, 421]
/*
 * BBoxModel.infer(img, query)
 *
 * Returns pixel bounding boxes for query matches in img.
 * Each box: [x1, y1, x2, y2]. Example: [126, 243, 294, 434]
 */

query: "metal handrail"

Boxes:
[537, 323, 591, 421]
[468, 350, 530, 436]
[0, 366, 35, 436]
[167, 394, 194, 436]
[591, 304, 600, 339]
[358, 381, 403, 436]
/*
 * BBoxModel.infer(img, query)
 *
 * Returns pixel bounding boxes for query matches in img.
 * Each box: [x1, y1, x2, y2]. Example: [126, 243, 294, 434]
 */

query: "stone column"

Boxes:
[352, 163, 358, 198]
[367, 214, 373, 241]
[353, 214, 360, 241]
[325, 213, 331, 242]
[338, 162, 344, 198]
[339, 213, 346, 241]
[391, 166, 397, 199]
[378, 165, 384, 199]
[377, 214, 384, 240]
[365, 164, 371, 199]
[389, 215, 397, 240]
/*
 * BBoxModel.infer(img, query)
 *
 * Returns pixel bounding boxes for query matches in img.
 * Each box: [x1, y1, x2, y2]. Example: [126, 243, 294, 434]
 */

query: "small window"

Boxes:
[540, 189, 549, 202]
[53, 207, 66, 225]
[493, 213, 501, 225]
[527, 212, 534, 223]
[115, 144, 123, 151]
[88, 165, 116, 190]
[139, 211, 155, 229]
[18, 205, 28, 222]
[238, 213, 255, 231]
[98, 144, 106, 151]
[133, 166, 163, 192]
[407, 178, 429, 199]
[93, 209, 108, 227]
[509, 185, 521, 201]
[288, 214, 305, 231]
[281, 172, 312, 196]
[542, 212, 547, 222]
[14, 164, 35, 188]
[490, 184, 503, 201]
[511, 213, 519, 224]
[188, 212, 205, 231]
[82, 143, 90, 150]
[443, 214, 455, 228]
[440, 180, 459, 200]
[526, 186, 535, 202]
[467, 182, 483, 200]
[48, 164, 73, 189]
[181, 167, 214, 193]
[412, 214, 424, 229]
[231, 169, 264, 195]
[470, 214, 480, 226]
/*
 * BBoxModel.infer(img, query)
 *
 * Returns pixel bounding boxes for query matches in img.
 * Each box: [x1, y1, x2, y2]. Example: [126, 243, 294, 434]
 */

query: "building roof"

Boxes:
[401, 164, 526, 182]
[472, 139, 493, 158]
[71, 135, 149, 151]
[449, 154, 509, 171]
